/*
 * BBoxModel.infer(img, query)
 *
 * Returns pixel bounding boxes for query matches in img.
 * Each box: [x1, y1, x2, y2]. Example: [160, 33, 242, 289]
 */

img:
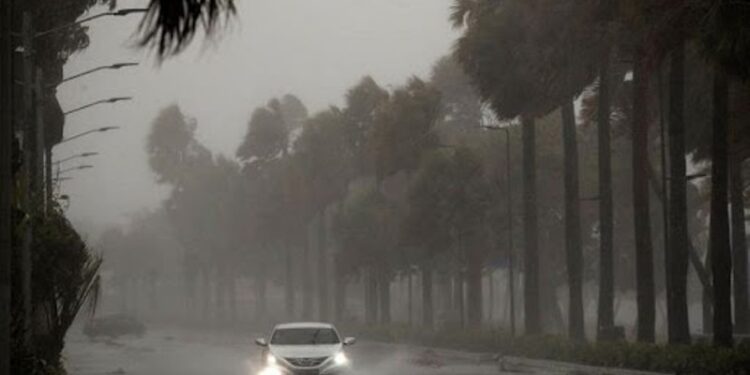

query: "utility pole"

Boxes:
[0, 0, 15, 373]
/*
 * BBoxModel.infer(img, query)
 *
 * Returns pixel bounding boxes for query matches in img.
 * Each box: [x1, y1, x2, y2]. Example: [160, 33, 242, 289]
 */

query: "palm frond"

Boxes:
[85, 273, 102, 318]
[138, 0, 236, 58]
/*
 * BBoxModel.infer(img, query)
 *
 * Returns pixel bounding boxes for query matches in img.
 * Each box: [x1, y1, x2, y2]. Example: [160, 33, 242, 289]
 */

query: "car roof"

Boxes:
[273, 322, 335, 330]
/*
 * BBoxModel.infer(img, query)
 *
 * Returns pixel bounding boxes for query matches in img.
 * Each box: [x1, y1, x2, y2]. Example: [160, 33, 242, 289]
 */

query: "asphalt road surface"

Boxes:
[63, 326, 516, 375]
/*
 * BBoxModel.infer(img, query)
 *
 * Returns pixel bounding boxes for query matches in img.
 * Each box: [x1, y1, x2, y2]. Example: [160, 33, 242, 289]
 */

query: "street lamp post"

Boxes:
[34, 8, 148, 38]
[48, 95, 128, 204]
[56, 164, 93, 175]
[54, 152, 98, 165]
[54, 63, 138, 87]
[64, 97, 132, 116]
[57, 126, 119, 145]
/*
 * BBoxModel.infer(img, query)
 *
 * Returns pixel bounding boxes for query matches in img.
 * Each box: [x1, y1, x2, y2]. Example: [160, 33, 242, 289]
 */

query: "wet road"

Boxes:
[63, 327, 507, 375]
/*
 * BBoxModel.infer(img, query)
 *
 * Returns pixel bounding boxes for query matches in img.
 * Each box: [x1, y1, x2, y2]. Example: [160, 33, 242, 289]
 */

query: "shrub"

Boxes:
[11, 204, 102, 375]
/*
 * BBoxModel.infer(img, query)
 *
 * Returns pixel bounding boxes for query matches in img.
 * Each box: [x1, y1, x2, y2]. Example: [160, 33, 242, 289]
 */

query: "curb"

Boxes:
[363, 341, 674, 374]
[361, 340, 495, 363]
[499, 356, 674, 375]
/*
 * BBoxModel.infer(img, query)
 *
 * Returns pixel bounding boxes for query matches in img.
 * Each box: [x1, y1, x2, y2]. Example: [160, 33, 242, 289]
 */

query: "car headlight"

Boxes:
[334, 352, 349, 366]
[266, 354, 277, 366]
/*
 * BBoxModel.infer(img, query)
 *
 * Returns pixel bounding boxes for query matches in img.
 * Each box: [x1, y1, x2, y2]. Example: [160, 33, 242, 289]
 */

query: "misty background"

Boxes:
[58, 0, 456, 237]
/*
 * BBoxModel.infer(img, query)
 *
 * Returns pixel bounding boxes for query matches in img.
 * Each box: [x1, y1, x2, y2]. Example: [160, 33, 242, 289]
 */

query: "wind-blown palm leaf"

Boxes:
[138, 0, 236, 58]
[453, 0, 599, 119]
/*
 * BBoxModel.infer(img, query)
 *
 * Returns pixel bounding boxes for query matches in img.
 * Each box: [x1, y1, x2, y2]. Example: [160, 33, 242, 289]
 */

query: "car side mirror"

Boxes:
[343, 337, 356, 346]
[255, 338, 268, 347]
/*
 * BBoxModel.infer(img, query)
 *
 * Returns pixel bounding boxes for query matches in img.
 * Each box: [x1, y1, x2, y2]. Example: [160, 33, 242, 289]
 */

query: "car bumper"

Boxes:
[258, 365, 350, 375]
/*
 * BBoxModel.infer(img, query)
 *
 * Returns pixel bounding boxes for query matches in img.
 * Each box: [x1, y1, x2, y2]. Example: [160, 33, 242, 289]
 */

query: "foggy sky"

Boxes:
[56, 0, 458, 240]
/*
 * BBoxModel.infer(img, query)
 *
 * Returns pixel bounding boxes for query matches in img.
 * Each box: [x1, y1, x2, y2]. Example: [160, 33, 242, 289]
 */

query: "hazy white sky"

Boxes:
[56, 0, 458, 239]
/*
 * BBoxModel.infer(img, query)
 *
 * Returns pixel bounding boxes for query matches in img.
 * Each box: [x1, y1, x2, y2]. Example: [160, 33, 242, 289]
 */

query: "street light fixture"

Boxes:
[57, 164, 93, 175]
[34, 8, 148, 38]
[54, 63, 139, 87]
[54, 152, 99, 165]
[58, 126, 119, 145]
[63, 97, 132, 116]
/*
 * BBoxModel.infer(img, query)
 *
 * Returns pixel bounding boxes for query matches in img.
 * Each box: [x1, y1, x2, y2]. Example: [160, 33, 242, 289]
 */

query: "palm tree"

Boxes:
[452, 0, 598, 336]
[666, 39, 691, 344]
[699, 0, 750, 347]
[369, 78, 442, 324]
[295, 108, 351, 321]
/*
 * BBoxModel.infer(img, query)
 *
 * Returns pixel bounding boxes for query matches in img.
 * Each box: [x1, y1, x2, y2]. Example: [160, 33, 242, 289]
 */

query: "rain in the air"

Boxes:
[1, 1, 750, 375]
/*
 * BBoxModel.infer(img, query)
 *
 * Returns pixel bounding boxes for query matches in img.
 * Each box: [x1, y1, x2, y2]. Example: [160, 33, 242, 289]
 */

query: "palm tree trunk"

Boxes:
[333, 257, 346, 322]
[228, 272, 237, 323]
[454, 272, 465, 328]
[488, 270, 494, 324]
[0, 1, 12, 371]
[632, 51, 655, 343]
[378, 269, 391, 324]
[596, 0, 615, 343]
[364, 268, 377, 325]
[422, 264, 434, 329]
[562, 101, 584, 340]
[466, 249, 483, 328]
[701, 287, 714, 335]
[216, 268, 225, 321]
[730, 153, 749, 334]
[647, 161, 712, 291]
[184, 262, 196, 316]
[318, 211, 330, 321]
[710, 66, 733, 347]
[703, 253, 714, 334]
[363, 272, 371, 324]
[408, 271, 413, 326]
[666, 41, 691, 344]
[201, 269, 211, 320]
[255, 259, 267, 322]
[302, 225, 313, 320]
[522, 116, 540, 335]
[285, 242, 295, 318]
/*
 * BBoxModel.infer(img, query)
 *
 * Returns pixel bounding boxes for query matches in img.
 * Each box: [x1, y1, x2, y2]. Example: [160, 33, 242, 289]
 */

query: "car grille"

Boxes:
[285, 356, 328, 367]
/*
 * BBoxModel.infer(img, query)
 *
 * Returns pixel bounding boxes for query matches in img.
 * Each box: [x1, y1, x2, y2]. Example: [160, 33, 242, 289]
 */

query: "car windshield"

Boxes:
[270, 328, 340, 345]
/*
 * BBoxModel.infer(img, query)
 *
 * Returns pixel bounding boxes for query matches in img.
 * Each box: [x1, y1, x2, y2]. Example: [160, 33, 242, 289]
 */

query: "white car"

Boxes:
[255, 322, 356, 375]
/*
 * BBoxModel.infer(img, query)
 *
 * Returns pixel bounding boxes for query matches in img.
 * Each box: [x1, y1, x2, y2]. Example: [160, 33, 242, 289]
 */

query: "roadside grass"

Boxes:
[343, 324, 750, 375]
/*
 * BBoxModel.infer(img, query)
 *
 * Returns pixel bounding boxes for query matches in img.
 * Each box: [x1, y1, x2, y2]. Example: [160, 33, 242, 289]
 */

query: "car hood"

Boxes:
[269, 344, 342, 359]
